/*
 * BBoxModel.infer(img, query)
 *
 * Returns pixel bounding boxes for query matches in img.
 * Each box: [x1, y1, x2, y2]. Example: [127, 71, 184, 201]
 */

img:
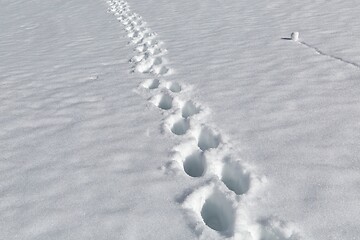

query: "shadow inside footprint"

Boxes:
[182, 101, 200, 118]
[153, 94, 172, 110]
[171, 118, 190, 135]
[168, 82, 181, 93]
[142, 79, 160, 89]
[153, 65, 169, 75]
[153, 57, 163, 65]
[201, 191, 235, 235]
[198, 127, 220, 151]
[183, 151, 206, 177]
[221, 160, 250, 195]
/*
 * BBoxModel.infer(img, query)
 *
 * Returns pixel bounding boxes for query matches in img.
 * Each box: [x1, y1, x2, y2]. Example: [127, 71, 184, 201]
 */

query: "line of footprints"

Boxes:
[107, 1, 301, 239]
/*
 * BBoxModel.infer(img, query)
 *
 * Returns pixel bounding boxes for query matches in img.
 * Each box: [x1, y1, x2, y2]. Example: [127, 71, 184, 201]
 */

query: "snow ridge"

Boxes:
[299, 41, 360, 69]
[106, 1, 303, 239]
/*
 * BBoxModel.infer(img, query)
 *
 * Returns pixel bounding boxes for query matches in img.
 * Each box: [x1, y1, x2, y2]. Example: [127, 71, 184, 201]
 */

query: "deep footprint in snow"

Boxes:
[183, 151, 206, 177]
[221, 159, 250, 195]
[107, 2, 302, 239]
[134, 58, 154, 73]
[152, 93, 173, 110]
[197, 126, 220, 151]
[182, 100, 200, 118]
[141, 79, 160, 89]
[153, 57, 163, 66]
[167, 82, 181, 93]
[171, 118, 190, 135]
[201, 190, 235, 234]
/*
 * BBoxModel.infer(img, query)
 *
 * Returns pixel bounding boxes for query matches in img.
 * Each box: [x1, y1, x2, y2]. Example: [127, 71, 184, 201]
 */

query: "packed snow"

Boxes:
[1, 0, 360, 239]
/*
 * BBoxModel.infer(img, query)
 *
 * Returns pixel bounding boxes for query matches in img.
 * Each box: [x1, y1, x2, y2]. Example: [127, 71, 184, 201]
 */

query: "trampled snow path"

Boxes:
[106, 1, 303, 239]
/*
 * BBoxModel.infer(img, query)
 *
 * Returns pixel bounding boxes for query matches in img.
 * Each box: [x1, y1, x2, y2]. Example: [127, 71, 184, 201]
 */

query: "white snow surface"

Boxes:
[1, 0, 360, 239]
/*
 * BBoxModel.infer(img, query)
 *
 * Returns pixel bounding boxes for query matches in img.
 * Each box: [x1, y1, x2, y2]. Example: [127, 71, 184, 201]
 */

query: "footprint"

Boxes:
[141, 79, 160, 89]
[152, 65, 170, 75]
[107, 2, 301, 239]
[142, 37, 158, 46]
[183, 151, 206, 177]
[134, 56, 166, 74]
[152, 93, 173, 110]
[118, 16, 128, 22]
[148, 46, 163, 56]
[167, 82, 181, 93]
[125, 24, 135, 32]
[171, 118, 190, 135]
[201, 189, 235, 235]
[133, 33, 154, 45]
[136, 43, 159, 54]
[197, 126, 220, 151]
[153, 57, 163, 66]
[134, 58, 153, 73]
[258, 217, 301, 240]
[221, 159, 250, 195]
[130, 54, 144, 63]
[182, 100, 200, 118]
[135, 44, 147, 53]
[128, 30, 141, 39]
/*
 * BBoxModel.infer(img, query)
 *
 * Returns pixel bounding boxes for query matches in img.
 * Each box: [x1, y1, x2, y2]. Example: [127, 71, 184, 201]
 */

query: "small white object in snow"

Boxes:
[291, 32, 299, 41]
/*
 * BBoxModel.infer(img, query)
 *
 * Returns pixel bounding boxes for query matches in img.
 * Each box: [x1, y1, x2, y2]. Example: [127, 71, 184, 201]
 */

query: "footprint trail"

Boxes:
[106, 1, 302, 239]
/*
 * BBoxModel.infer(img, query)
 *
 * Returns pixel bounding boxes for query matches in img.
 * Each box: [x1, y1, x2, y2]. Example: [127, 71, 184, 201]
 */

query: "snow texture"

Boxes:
[1, 0, 360, 239]
[106, 0, 301, 239]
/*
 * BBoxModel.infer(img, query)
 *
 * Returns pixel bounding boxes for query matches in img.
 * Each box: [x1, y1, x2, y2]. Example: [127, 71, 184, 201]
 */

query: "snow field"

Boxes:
[0, 1, 190, 239]
[106, 1, 303, 239]
[285, 31, 360, 69]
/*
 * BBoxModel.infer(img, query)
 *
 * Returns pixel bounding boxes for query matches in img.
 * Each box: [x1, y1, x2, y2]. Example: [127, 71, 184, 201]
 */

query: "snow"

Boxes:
[1, 0, 360, 239]
[291, 32, 299, 41]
